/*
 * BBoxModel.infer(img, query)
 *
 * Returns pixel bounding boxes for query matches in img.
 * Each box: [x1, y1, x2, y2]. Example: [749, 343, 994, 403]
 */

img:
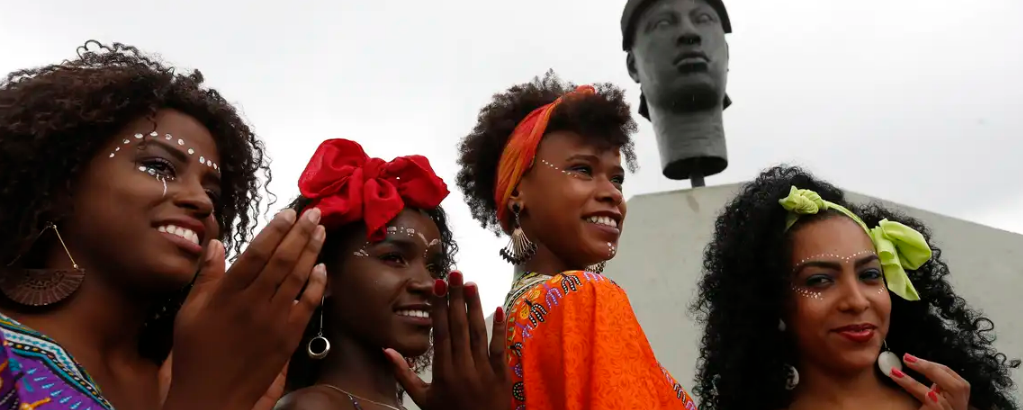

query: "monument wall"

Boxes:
[603, 184, 1022, 403]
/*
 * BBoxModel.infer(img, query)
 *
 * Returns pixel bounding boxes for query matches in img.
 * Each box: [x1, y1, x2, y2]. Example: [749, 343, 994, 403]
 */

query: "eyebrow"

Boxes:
[793, 254, 880, 273]
[565, 153, 626, 174]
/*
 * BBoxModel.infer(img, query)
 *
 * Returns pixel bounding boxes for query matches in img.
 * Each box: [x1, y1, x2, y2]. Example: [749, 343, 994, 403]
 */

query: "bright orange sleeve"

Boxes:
[504, 271, 697, 410]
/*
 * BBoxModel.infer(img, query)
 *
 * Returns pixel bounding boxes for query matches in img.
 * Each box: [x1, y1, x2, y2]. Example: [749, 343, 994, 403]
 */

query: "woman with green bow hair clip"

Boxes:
[690, 166, 1019, 410]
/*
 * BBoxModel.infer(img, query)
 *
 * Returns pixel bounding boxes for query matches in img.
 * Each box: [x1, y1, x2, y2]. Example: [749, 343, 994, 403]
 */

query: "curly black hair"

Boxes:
[284, 196, 459, 392]
[456, 70, 638, 234]
[0, 41, 272, 362]
[691, 165, 1020, 410]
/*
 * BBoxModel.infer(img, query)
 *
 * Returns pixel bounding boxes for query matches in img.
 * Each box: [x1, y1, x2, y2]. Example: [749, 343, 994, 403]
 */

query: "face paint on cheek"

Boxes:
[790, 284, 823, 301]
[539, 158, 588, 181]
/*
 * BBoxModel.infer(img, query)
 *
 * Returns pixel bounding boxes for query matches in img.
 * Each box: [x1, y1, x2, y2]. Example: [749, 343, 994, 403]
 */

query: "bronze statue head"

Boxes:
[621, 0, 733, 182]
[623, 0, 731, 119]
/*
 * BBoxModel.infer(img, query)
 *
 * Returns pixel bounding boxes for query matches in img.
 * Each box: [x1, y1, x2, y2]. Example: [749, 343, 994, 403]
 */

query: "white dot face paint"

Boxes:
[352, 225, 444, 261]
[109, 131, 221, 173]
[789, 250, 882, 301]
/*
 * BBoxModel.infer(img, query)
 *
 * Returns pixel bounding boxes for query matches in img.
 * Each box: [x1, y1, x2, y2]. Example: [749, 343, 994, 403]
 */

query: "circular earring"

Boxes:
[784, 364, 800, 390]
[307, 297, 331, 360]
[877, 340, 901, 376]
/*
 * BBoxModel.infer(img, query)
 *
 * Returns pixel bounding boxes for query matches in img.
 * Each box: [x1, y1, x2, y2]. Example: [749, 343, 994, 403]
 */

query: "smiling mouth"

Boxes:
[585, 216, 619, 229]
[157, 224, 200, 246]
[396, 309, 430, 319]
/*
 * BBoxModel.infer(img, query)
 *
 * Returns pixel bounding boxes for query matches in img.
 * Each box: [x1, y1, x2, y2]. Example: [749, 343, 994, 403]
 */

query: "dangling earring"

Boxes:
[307, 297, 331, 360]
[784, 364, 799, 390]
[499, 204, 536, 265]
[1, 222, 85, 307]
[586, 242, 615, 274]
[877, 340, 902, 376]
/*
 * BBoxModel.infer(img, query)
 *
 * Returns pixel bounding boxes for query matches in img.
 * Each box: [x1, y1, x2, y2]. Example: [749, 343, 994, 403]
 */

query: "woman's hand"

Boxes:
[164, 209, 328, 410]
[159, 353, 289, 410]
[888, 353, 971, 410]
[385, 271, 511, 410]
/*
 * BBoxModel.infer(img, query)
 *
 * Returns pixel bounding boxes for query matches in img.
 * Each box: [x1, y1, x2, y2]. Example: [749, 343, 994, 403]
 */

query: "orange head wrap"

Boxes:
[493, 85, 596, 231]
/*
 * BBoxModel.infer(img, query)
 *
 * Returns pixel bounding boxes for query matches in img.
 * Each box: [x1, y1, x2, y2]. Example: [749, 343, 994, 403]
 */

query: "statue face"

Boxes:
[628, 0, 728, 112]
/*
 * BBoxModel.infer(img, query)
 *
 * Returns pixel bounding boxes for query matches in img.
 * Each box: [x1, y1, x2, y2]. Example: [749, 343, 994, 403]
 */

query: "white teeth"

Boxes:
[397, 310, 431, 319]
[158, 225, 200, 245]
[586, 216, 618, 228]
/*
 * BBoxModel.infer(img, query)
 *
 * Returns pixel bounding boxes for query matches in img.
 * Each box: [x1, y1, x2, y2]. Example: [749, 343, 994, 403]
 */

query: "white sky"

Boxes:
[3, 0, 1021, 313]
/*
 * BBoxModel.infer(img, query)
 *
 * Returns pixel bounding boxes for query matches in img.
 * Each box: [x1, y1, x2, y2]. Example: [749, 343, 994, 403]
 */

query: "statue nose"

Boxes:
[677, 33, 701, 46]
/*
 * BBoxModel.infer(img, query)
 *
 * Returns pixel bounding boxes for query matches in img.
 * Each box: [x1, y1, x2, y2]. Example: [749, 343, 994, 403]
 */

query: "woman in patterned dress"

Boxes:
[691, 166, 1020, 410]
[276, 138, 509, 410]
[453, 71, 697, 410]
[0, 41, 327, 410]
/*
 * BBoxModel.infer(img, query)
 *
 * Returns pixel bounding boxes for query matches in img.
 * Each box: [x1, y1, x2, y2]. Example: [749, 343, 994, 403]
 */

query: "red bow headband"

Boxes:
[298, 138, 449, 240]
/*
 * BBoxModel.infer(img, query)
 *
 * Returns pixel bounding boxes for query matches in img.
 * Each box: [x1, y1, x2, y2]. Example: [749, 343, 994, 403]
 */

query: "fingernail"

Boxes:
[928, 390, 938, 403]
[278, 209, 296, 224]
[205, 240, 220, 262]
[903, 353, 918, 363]
[891, 368, 905, 378]
[305, 207, 322, 224]
[314, 225, 326, 241]
[449, 271, 463, 286]
[314, 263, 327, 278]
[465, 282, 478, 297]
[433, 279, 448, 296]
[495, 306, 505, 323]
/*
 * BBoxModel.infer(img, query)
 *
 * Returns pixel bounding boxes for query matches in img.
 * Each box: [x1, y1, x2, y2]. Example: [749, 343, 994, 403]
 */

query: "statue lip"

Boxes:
[673, 51, 710, 66]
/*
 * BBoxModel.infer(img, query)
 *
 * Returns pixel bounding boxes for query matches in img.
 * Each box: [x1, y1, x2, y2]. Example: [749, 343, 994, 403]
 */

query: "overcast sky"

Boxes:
[3, 0, 1021, 312]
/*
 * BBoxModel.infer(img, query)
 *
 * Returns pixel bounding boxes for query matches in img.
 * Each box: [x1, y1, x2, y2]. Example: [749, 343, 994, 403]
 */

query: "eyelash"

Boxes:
[139, 157, 222, 205]
[568, 165, 626, 186]
[805, 269, 885, 287]
[138, 157, 177, 180]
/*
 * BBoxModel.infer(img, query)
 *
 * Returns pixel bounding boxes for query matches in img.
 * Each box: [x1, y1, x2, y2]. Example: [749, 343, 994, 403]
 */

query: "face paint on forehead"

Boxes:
[352, 225, 443, 259]
[791, 250, 876, 274]
[109, 131, 221, 172]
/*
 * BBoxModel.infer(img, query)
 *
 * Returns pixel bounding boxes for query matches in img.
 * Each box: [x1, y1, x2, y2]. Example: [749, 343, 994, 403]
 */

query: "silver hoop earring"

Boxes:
[499, 204, 537, 265]
[877, 340, 901, 377]
[307, 297, 331, 360]
[784, 364, 799, 390]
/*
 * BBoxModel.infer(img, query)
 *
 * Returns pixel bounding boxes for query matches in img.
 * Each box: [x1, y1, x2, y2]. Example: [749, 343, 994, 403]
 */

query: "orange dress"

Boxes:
[503, 271, 697, 410]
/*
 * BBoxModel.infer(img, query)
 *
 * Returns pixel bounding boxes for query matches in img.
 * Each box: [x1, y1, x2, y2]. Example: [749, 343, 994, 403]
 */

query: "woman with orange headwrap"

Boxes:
[455, 71, 696, 409]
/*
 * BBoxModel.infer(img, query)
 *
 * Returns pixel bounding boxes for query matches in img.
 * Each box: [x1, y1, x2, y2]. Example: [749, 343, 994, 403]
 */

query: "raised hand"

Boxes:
[385, 271, 511, 410]
[164, 209, 328, 410]
[888, 353, 971, 410]
[159, 353, 289, 410]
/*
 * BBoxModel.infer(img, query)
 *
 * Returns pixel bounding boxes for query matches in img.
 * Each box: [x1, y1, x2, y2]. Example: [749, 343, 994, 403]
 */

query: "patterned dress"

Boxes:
[503, 271, 697, 410]
[0, 313, 111, 410]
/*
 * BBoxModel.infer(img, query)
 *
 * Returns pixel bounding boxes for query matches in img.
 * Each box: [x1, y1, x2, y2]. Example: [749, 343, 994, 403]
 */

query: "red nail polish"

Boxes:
[904, 353, 918, 363]
[465, 282, 478, 297]
[495, 307, 505, 323]
[449, 271, 463, 285]
[433, 279, 448, 296]
[891, 368, 905, 378]
[928, 390, 938, 402]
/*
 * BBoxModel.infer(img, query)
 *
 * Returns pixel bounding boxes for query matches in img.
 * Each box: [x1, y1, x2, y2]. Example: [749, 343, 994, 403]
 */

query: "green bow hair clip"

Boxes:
[779, 186, 929, 301]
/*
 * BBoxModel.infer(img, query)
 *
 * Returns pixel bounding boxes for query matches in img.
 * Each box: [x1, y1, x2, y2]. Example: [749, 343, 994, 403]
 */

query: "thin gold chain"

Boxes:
[321, 384, 405, 410]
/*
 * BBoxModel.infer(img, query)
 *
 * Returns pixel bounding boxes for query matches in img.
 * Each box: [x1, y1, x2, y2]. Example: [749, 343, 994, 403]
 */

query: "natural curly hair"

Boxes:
[0, 40, 272, 362]
[284, 196, 459, 392]
[456, 70, 638, 234]
[691, 165, 1020, 410]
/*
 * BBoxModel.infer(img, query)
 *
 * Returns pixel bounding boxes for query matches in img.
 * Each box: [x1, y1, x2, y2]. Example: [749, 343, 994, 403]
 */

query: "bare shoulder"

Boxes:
[275, 387, 354, 410]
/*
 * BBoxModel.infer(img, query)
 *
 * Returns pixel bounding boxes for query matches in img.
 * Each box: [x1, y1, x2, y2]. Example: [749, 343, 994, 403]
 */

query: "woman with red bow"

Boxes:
[277, 138, 510, 410]
[455, 71, 698, 409]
